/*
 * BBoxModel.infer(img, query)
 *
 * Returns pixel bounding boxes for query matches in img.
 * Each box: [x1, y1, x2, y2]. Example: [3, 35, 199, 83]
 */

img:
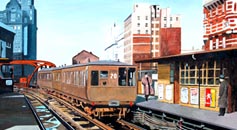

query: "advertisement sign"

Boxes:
[165, 84, 173, 101]
[205, 88, 211, 107]
[205, 88, 216, 107]
[181, 87, 188, 103]
[158, 84, 164, 100]
[190, 88, 199, 104]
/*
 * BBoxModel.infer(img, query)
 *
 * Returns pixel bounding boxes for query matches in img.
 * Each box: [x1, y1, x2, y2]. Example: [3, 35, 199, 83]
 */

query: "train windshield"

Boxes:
[118, 67, 136, 86]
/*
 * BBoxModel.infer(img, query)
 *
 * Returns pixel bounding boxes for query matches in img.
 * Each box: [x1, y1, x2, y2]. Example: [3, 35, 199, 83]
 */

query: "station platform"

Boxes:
[135, 95, 237, 130]
[0, 92, 40, 130]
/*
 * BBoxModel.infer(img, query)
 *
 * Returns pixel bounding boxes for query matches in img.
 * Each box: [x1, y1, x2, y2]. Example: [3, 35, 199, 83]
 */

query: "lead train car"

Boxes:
[37, 60, 137, 118]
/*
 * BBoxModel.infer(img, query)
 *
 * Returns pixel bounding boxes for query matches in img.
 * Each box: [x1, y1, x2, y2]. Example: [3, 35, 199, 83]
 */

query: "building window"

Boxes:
[164, 24, 167, 27]
[137, 30, 140, 34]
[164, 17, 167, 21]
[180, 61, 221, 85]
[146, 30, 148, 34]
[170, 24, 172, 27]
[137, 23, 140, 27]
[170, 17, 172, 21]
[145, 23, 148, 27]
[10, 13, 16, 22]
[145, 16, 148, 20]
[176, 17, 179, 21]
[137, 16, 140, 20]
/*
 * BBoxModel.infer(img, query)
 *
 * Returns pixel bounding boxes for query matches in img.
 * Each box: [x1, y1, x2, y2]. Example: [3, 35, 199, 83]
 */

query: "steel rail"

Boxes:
[24, 91, 75, 130]
[117, 119, 146, 130]
[25, 88, 114, 130]
[49, 94, 114, 130]
[24, 94, 46, 130]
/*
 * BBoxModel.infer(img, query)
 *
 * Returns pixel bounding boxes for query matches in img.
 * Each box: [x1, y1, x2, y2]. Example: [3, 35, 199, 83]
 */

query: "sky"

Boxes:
[0, 0, 204, 66]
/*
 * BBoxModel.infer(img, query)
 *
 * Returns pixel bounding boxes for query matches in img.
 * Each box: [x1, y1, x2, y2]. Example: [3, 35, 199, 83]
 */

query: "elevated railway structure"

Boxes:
[0, 59, 56, 88]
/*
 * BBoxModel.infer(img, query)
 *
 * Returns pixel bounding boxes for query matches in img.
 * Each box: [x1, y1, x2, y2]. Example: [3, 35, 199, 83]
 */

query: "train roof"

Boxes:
[68, 60, 135, 68]
[38, 60, 135, 71]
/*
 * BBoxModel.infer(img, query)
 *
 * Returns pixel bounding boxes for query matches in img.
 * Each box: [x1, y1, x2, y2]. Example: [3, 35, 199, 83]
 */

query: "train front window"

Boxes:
[91, 71, 98, 86]
[119, 67, 136, 86]
[128, 68, 136, 86]
[100, 71, 108, 78]
[119, 68, 126, 86]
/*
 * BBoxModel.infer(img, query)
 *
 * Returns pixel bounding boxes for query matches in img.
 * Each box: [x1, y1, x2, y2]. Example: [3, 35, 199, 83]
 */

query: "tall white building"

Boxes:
[124, 3, 181, 66]
[105, 3, 181, 67]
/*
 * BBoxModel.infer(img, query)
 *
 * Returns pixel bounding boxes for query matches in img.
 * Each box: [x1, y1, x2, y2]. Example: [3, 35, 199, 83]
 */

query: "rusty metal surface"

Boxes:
[0, 93, 40, 130]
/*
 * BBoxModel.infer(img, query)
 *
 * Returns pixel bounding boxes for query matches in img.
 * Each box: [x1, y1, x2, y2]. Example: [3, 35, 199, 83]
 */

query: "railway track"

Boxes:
[23, 89, 112, 130]
[25, 92, 74, 130]
[22, 88, 144, 130]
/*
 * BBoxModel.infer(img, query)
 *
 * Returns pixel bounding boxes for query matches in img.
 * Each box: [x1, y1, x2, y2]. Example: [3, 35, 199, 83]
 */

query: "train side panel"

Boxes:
[52, 69, 62, 92]
[61, 66, 87, 101]
[37, 70, 53, 90]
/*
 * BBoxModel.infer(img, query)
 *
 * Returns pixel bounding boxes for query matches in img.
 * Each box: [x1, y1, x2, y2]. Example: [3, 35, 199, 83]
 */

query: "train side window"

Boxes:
[119, 68, 126, 86]
[128, 68, 136, 86]
[91, 71, 99, 86]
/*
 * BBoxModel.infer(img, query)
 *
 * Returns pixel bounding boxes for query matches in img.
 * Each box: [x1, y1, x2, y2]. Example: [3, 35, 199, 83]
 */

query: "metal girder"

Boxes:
[0, 60, 56, 87]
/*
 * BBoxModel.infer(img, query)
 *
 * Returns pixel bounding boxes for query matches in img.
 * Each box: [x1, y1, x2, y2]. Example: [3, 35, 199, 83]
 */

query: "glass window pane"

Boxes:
[128, 68, 136, 86]
[181, 78, 184, 84]
[190, 71, 195, 77]
[208, 70, 214, 77]
[119, 68, 126, 86]
[190, 78, 195, 84]
[208, 78, 214, 84]
[181, 71, 185, 77]
[91, 71, 98, 86]
[100, 71, 108, 78]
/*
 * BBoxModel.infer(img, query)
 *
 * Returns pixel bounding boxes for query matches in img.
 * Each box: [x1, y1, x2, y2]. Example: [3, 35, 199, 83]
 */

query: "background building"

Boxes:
[0, 22, 15, 59]
[203, 0, 237, 50]
[0, 22, 15, 86]
[123, 3, 181, 71]
[72, 50, 99, 64]
[0, 0, 37, 81]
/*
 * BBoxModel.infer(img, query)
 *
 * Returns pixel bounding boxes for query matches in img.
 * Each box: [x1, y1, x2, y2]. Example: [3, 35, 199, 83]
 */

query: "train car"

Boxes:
[37, 68, 53, 91]
[37, 60, 137, 118]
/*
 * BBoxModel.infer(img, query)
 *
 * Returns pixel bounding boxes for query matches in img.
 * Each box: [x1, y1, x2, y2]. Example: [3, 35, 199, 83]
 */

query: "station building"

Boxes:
[136, 0, 237, 113]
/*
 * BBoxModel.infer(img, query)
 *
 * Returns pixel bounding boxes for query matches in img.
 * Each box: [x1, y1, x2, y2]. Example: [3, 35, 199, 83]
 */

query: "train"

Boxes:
[37, 60, 138, 118]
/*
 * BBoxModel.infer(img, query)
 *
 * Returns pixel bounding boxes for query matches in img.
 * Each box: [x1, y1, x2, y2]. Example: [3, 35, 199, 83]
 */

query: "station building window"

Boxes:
[180, 60, 221, 85]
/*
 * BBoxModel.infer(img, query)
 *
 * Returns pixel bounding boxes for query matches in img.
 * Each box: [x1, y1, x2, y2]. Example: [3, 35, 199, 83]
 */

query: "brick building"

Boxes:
[124, 3, 181, 71]
[203, 0, 237, 50]
[72, 50, 99, 64]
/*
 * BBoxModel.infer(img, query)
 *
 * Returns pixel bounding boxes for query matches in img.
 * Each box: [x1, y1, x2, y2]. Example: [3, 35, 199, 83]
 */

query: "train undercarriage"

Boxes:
[43, 88, 130, 119]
